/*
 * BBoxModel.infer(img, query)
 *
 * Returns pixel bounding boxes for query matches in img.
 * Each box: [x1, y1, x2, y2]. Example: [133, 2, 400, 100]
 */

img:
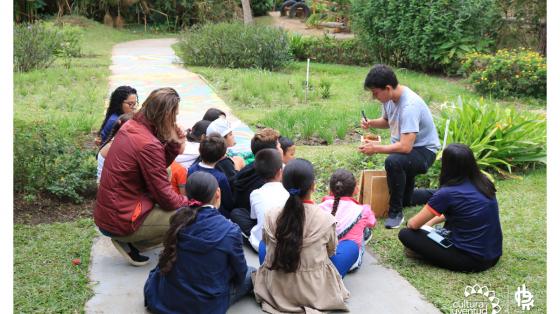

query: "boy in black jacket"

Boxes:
[230, 128, 282, 237]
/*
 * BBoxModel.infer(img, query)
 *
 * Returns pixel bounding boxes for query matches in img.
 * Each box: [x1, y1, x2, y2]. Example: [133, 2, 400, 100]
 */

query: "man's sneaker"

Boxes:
[111, 239, 150, 266]
[384, 212, 404, 229]
[363, 227, 373, 245]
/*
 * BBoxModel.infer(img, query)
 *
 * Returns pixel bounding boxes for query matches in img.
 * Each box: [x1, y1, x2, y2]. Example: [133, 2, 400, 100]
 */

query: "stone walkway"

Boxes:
[85, 38, 441, 314]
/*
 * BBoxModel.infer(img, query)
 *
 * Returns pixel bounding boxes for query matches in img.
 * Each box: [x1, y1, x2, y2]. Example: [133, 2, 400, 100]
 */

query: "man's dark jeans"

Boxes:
[385, 146, 436, 216]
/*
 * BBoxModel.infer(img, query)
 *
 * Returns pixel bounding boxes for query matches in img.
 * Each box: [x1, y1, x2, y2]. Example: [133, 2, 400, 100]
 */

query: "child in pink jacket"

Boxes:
[319, 169, 376, 276]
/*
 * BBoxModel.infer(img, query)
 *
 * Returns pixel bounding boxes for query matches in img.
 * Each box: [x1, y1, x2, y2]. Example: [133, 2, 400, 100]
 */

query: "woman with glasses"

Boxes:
[94, 87, 190, 266]
[96, 85, 138, 145]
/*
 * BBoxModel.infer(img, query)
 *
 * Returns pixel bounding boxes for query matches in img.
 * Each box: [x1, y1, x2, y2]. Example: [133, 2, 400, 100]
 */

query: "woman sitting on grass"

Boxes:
[144, 171, 254, 314]
[253, 158, 349, 313]
[399, 143, 503, 272]
[96, 85, 138, 145]
[319, 169, 376, 277]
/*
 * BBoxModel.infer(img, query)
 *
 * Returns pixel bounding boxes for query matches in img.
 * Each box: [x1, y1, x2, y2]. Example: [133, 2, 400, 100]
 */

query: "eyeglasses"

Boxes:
[124, 101, 138, 107]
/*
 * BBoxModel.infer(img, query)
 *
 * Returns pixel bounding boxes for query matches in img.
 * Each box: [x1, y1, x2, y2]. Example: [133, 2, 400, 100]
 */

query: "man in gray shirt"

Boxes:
[359, 64, 440, 228]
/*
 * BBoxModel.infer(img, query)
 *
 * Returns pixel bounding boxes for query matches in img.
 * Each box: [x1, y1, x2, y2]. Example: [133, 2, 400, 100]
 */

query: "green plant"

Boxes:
[289, 34, 375, 66]
[14, 120, 97, 203]
[319, 78, 332, 99]
[351, 0, 502, 73]
[461, 48, 546, 99]
[13, 22, 60, 72]
[251, 0, 274, 16]
[436, 97, 546, 179]
[177, 22, 292, 70]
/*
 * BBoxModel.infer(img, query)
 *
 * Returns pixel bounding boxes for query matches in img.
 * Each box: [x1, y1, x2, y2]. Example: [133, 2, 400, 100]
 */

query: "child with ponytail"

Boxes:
[144, 172, 254, 314]
[253, 158, 350, 313]
[319, 169, 376, 277]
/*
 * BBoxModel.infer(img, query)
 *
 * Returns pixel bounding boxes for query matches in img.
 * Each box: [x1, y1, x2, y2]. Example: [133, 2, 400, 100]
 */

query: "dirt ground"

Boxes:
[265, 11, 355, 39]
[14, 193, 95, 225]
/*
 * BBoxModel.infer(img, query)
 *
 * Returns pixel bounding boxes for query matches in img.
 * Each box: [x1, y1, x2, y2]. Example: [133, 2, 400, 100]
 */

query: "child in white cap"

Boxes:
[205, 117, 246, 184]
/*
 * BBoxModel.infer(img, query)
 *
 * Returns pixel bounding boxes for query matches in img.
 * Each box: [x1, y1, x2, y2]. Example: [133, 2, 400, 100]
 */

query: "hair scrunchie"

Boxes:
[287, 188, 301, 196]
[187, 199, 203, 207]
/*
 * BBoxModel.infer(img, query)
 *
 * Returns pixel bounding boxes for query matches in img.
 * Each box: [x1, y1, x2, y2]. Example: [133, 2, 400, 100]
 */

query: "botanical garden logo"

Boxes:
[451, 284, 501, 314]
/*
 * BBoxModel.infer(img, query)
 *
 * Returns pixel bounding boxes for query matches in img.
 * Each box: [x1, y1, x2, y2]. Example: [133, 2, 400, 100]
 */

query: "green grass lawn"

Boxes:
[298, 145, 546, 313]
[14, 219, 98, 313]
[184, 61, 544, 145]
[14, 16, 175, 139]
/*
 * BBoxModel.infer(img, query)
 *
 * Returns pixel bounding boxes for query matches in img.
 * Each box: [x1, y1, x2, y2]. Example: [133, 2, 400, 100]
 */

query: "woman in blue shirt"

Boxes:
[97, 85, 138, 145]
[144, 171, 254, 314]
[399, 143, 502, 272]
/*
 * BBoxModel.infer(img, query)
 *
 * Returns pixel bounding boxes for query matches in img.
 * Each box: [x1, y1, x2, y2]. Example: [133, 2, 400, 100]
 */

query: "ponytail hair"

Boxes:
[271, 158, 314, 273]
[328, 169, 356, 216]
[158, 172, 219, 274]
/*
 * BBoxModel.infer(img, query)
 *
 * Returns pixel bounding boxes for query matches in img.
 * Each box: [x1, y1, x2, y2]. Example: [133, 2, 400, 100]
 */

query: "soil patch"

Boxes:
[264, 11, 355, 39]
[14, 193, 95, 225]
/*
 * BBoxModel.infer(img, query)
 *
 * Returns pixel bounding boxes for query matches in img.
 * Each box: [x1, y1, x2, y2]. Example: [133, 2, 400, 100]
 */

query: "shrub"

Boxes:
[251, 0, 274, 16]
[351, 0, 502, 73]
[436, 97, 546, 179]
[49, 23, 84, 57]
[461, 48, 546, 99]
[177, 22, 292, 70]
[14, 22, 60, 72]
[14, 119, 97, 203]
[289, 34, 375, 66]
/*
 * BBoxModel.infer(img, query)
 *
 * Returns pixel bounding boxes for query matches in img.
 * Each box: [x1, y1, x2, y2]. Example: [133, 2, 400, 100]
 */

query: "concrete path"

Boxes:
[85, 38, 441, 314]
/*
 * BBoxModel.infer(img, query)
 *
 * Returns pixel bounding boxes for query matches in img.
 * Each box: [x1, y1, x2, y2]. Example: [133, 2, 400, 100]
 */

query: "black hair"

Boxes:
[98, 112, 134, 152]
[199, 132, 227, 164]
[278, 136, 294, 155]
[186, 120, 211, 143]
[271, 158, 315, 273]
[439, 143, 496, 199]
[328, 169, 356, 216]
[255, 148, 283, 181]
[364, 64, 398, 90]
[202, 108, 226, 121]
[251, 128, 280, 155]
[158, 171, 219, 274]
[98, 86, 137, 136]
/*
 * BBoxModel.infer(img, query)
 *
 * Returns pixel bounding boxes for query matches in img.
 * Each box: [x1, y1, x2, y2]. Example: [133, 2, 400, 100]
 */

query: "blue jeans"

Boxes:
[229, 266, 256, 306]
[258, 240, 359, 278]
[259, 240, 266, 265]
[330, 240, 359, 278]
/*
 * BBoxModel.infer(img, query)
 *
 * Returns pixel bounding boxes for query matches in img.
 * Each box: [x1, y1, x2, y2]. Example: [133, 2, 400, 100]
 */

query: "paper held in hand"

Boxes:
[357, 169, 390, 218]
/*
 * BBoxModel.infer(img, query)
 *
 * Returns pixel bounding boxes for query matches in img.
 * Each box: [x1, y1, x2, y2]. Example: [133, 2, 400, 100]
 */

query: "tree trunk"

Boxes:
[538, 21, 546, 56]
[241, 0, 253, 25]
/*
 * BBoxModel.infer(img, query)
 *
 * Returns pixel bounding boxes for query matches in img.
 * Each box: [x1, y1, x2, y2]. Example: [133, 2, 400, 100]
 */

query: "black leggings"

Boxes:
[398, 228, 499, 272]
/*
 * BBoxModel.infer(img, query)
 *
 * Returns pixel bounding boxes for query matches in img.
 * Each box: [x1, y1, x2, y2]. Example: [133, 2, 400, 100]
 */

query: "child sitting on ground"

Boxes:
[188, 133, 234, 217]
[97, 113, 133, 185]
[175, 120, 211, 170]
[205, 117, 246, 183]
[248, 148, 289, 252]
[279, 135, 296, 165]
[253, 158, 349, 313]
[144, 171, 255, 314]
[319, 169, 376, 277]
[167, 161, 187, 196]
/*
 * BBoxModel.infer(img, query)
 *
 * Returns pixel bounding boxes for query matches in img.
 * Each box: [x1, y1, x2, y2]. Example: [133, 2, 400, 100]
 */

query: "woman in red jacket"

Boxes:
[94, 87, 189, 266]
